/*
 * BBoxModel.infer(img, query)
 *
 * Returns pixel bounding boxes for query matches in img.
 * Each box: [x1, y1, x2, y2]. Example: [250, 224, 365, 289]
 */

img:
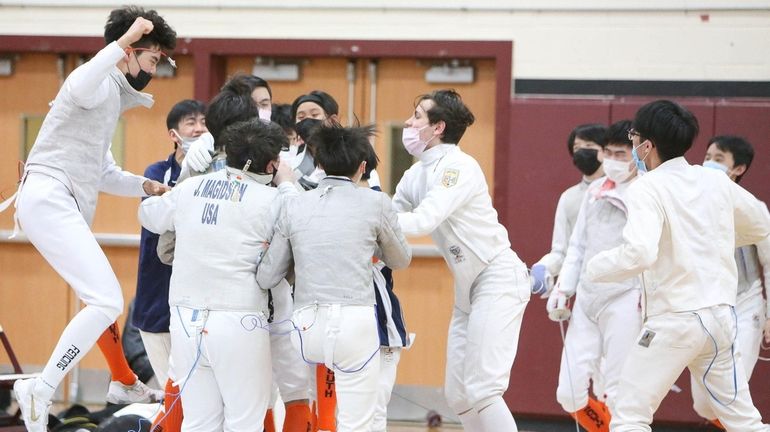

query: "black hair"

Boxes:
[361, 142, 379, 181]
[221, 73, 272, 99]
[166, 99, 206, 130]
[104, 6, 176, 51]
[271, 103, 295, 136]
[606, 120, 633, 147]
[222, 119, 287, 174]
[295, 118, 323, 143]
[633, 100, 699, 162]
[416, 89, 475, 145]
[205, 90, 259, 146]
[708, 135, 754, 182]
[291, 90, 339, 121]
[567, 123, 608, 155]
[310, 122, 377, 177]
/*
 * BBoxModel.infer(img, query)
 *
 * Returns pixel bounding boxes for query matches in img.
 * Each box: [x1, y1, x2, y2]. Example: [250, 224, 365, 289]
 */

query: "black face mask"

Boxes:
[125, 69, 152, 91]
[572, 148, 602, 175]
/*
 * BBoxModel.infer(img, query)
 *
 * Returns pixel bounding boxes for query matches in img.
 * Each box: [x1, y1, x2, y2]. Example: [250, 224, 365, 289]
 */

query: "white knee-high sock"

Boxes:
[35, 306, 114, 401]
[478, 398, 518, 432]
[458, 409, 483, 431]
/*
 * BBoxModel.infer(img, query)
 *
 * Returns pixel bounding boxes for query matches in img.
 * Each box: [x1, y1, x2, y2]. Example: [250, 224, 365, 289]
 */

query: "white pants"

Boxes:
[170, 306, 272, 432]
[291, 304, 380, 432]
[140, 330, 172, 385]
[15, 173, 122, 398]
[371, 347, 402, 432]
[557, 289, 642, 413]
[444, 250, 529, 416]
[270, 281, 311, 403]
[611, 305, 768, 432]
[691, 293, 766, 421]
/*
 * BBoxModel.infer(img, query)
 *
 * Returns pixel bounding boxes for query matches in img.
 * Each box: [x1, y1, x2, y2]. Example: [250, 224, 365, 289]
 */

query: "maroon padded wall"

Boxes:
[501, 96, 770, 425]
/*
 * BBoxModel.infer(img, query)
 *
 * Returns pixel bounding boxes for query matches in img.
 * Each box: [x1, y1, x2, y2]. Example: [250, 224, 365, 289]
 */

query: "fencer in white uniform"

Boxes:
[139, 119, 297, 431]
[6, 11, 174, 431]
[257, 123, 412, 432]
[691, 136, 770, 429]
[531, 124, 607, 295]
[393, 89, 530, 431]
[547, 120, 641, 431]
[585, 100, 770, 432]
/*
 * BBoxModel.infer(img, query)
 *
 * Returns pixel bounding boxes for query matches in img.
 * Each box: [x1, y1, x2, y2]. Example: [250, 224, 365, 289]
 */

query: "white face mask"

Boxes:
[258, 108, 272, 122]
[402, 125, 436, 157]
[603, 157, 635, 184]
[703, 160, 729, 174]
[172, 129, 196, 153]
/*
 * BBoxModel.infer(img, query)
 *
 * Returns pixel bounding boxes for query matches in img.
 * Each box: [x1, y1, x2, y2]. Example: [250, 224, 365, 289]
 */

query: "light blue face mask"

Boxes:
[703, 160, 729, 174]
[631, 142, 649, 174]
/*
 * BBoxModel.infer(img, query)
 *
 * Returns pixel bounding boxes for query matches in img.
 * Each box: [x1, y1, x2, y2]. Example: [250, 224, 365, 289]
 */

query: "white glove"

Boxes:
[184, 132, 215, 173]
[546, 282, 572, 322]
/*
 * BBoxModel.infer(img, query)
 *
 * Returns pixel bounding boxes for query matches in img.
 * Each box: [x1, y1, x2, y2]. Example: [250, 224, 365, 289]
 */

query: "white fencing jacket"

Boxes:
[586, 157, 770, 318]
[139, 167, 297, 312]
[393, 143, 523, 312]
[536, 179, 591, 277]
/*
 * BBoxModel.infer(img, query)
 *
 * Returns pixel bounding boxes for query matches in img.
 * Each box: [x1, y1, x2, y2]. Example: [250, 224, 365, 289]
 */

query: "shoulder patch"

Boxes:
[441, 168, 460, 188]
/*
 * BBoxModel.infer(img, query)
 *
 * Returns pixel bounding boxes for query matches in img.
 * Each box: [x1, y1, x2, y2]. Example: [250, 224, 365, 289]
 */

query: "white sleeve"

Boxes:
[536, 192, 571, 276]
[731, 182, 770, 248]
[66, 41, 125, 110]
[585, 184, 663, 283]
[397, 163, 477, 236]
[392, 173, 414, 213]
[755, 237, 770, 316]
[257, 214, 294, 290]
[557, 192, 591, 295]
[138, 187, 180, 235]
[99, 147, 147, 196]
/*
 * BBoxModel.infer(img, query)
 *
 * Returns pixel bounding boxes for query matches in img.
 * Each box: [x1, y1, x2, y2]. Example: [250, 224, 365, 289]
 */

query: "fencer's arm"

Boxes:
[99, 146, 148, 196]
[66, 42, 126, 110]
[585, 186, 662, 283]
[536, 191, 572, 275]
[397, 163, 475, 236]
[557, 192, 591, 295]
[377, 194, 412, 270]
[137, 186, 179, 234]
[391, 175, 414, 213]
[755, 236, 770, 316]
[256, 218, 294, 290]
[731, 182, 770, 248]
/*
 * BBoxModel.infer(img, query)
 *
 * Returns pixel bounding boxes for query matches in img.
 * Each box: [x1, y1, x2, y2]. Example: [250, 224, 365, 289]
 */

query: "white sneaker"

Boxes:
[106, 379, 164, 404]
[13, 378, 51, 432]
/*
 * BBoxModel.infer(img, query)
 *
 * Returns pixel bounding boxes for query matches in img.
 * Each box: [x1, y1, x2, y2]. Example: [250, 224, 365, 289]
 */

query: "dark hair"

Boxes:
[104, 6, 176, 51]
[221, 73, 272, 99]
[295, 118, 323, 143]
[291, 90, 339, 121]
[205, 89, 259, 145]
[708, 135, 754, 182]
[567, 123, 608, 155]
[606, 120, 633, 147]
[222, 119, 287, 174]
[166, 99, 206, 130]
[310, 122, 376, 177]
[416, 89, 475, 144]
[271, 103, 295, 135]
[633, 100, 699, 162]
[415, 89, 476, 144]
[361, 142, 379, 181]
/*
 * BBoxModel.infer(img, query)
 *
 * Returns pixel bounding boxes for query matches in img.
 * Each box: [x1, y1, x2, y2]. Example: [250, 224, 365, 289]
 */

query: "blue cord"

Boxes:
[694, 307, 738, 408]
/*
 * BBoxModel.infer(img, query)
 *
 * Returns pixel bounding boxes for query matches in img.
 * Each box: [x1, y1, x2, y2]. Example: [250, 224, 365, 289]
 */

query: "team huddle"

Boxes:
[4, 5, 770, 432]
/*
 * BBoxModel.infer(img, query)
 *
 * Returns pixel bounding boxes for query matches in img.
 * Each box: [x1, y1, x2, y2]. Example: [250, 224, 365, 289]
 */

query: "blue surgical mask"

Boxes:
[631, 142, 649, 174]
[703, 160, 729, 174]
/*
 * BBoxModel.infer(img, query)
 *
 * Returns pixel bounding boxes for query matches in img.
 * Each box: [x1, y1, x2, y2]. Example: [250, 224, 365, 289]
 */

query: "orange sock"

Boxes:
[97, 322, 136, 386]
[283, 402, 311, 432]
[316, 365, 336, 431]
[710, 419, 725, 430]
[263, 408, 276, 432]
[571, 397, 610, 432]
[151, 379, 183, 432]
[311, 400, 318, 432]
